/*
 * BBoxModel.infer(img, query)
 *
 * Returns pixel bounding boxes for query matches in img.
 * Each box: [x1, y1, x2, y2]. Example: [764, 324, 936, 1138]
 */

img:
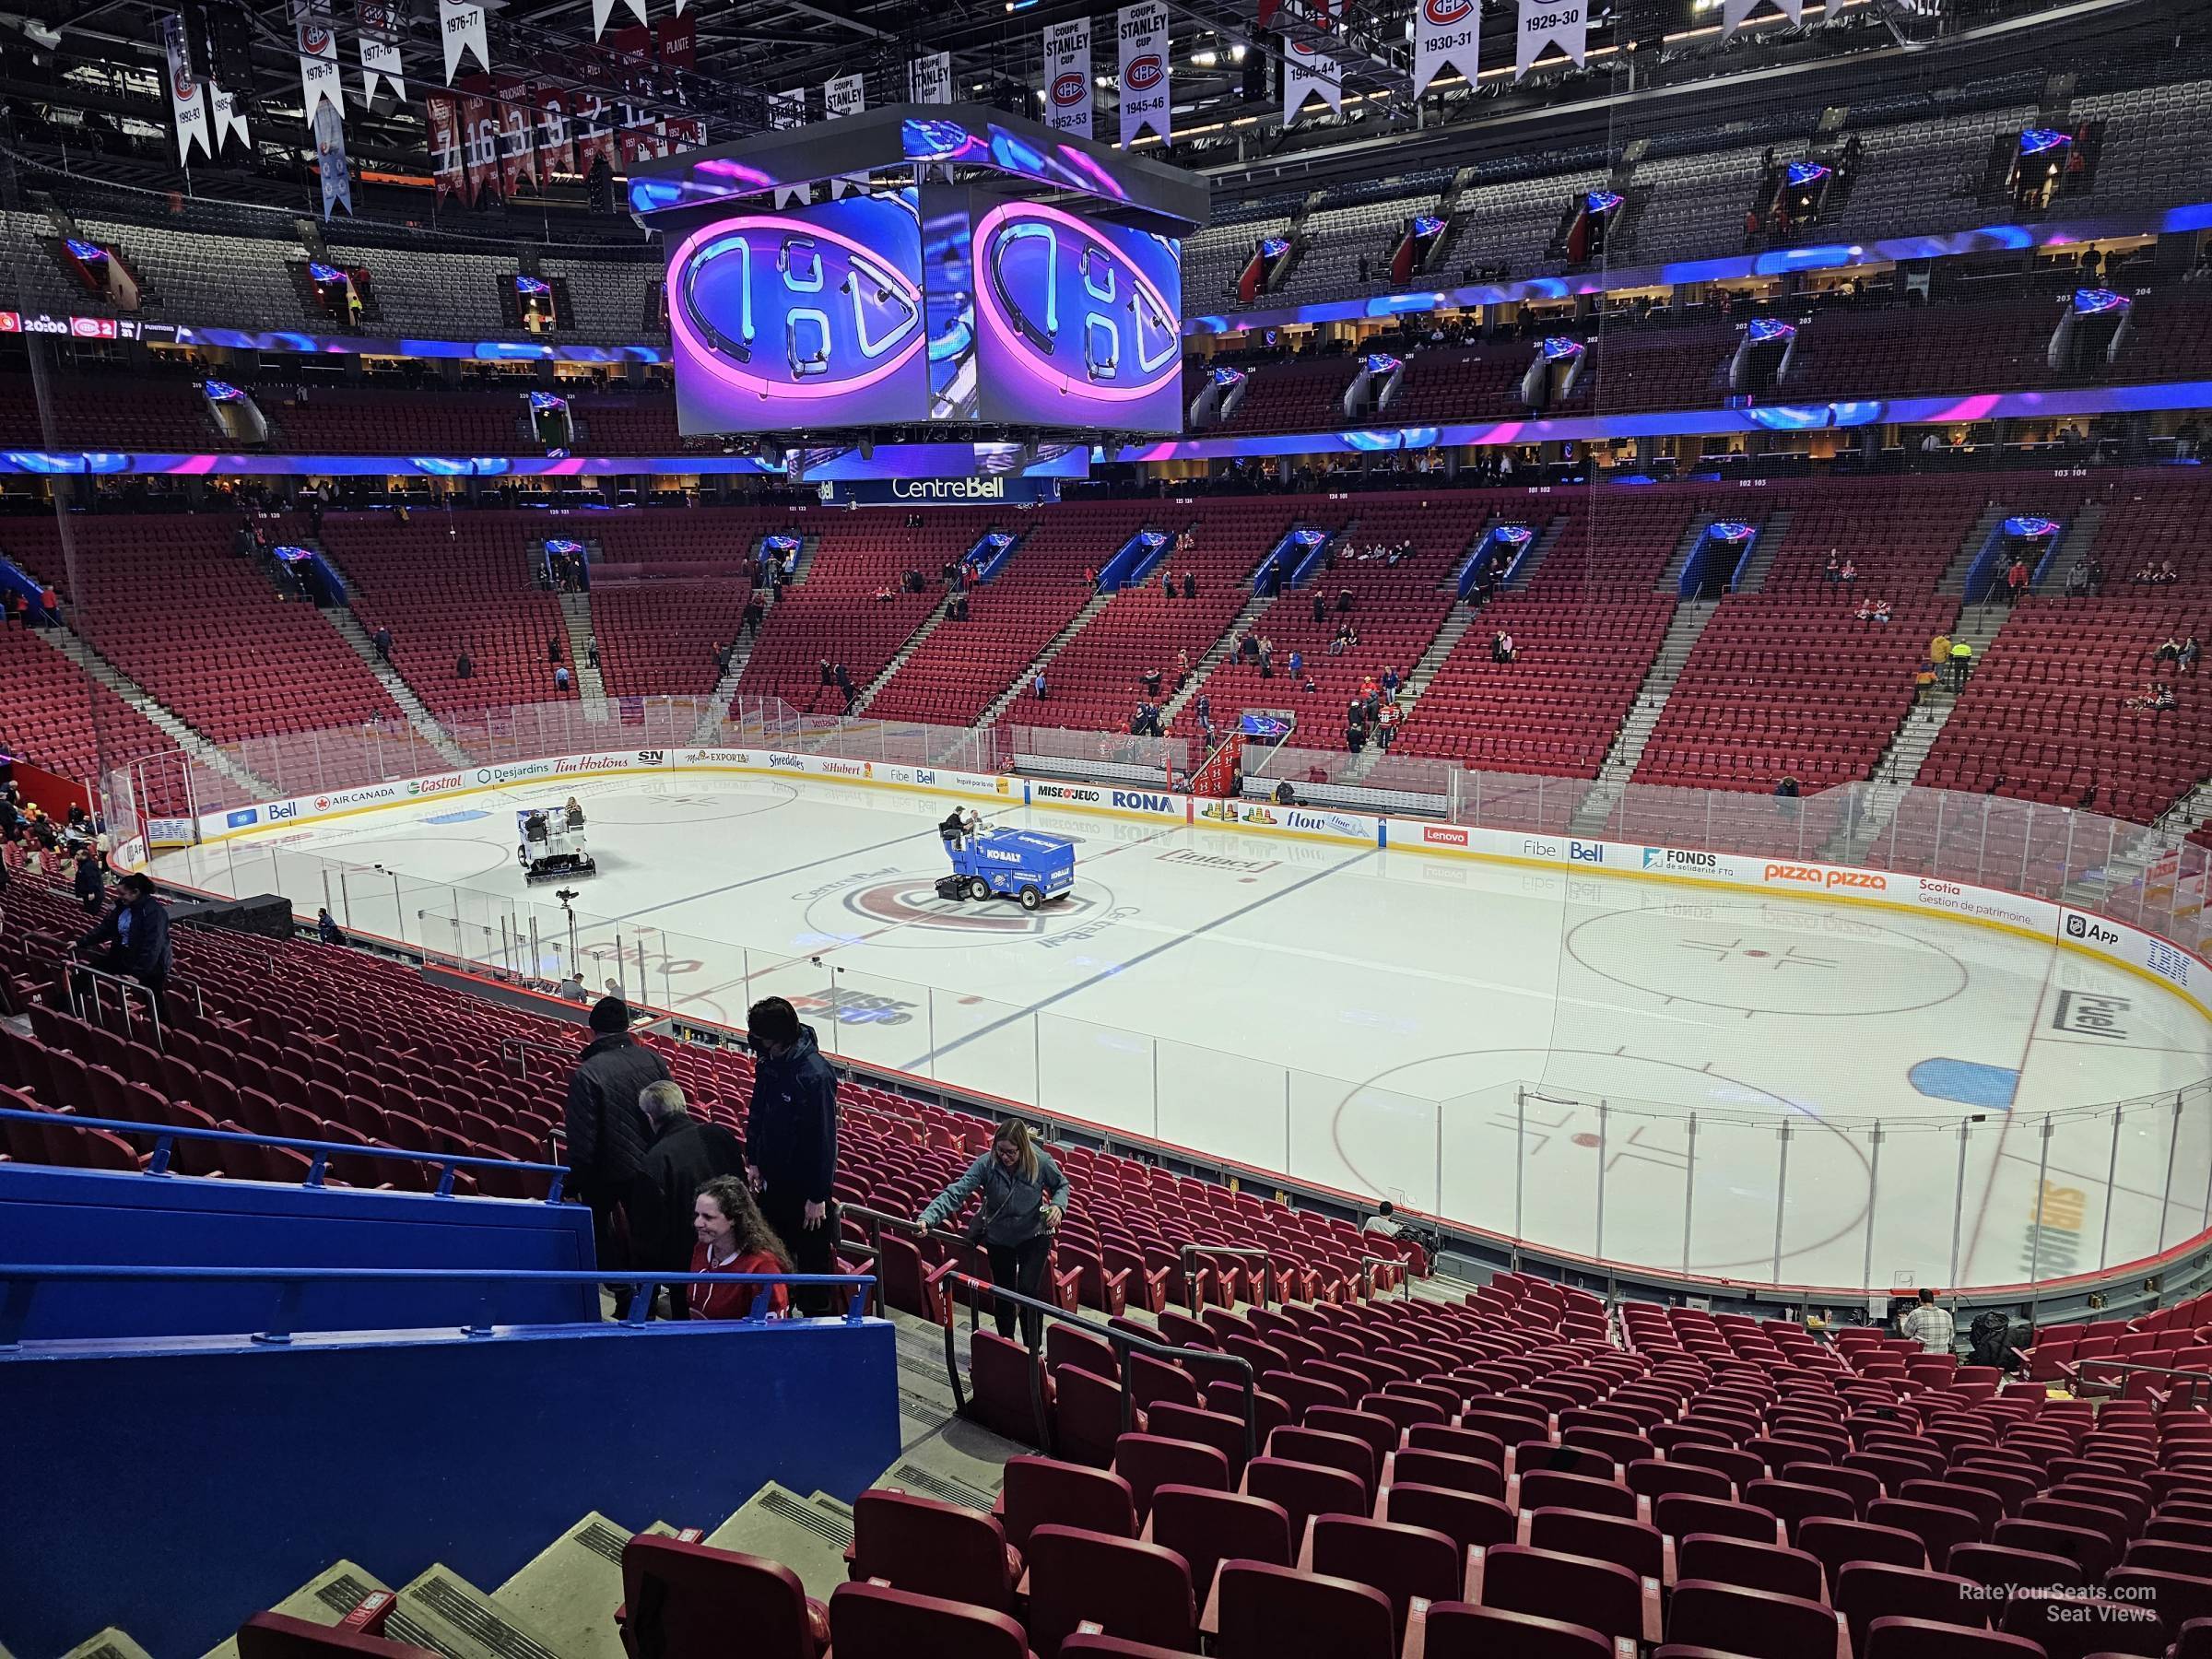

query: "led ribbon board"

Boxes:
[670, 193, 929, 434]
[972, 199, 1182, 430]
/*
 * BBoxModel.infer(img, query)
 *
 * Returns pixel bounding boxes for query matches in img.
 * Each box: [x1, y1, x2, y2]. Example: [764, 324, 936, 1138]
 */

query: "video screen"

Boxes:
[670, 190, 929, 435]
[973, 198, 1183, 433]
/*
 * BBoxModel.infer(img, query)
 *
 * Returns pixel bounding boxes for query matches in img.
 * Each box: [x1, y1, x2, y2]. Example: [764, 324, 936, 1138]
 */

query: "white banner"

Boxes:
[1515, 0, 1586, 76]
[909, 51, 951, 104]
[1722, 0, 1803, 32]
[296, 1, 345, 130]
[441, 0, 488, 84]
[1283, 33, 1342, 126]
[589, 0, 646, 41]
[1041, 18, 1093, 139]
[825, 72, 866, 197]
[1414, 0, 1480, 96]
[210, 82, 250, 151]
[1115, 2, 1170, 147]
[769, 89, 807, 206]
[358, 0, 405, 102]
[161, 13, 212, 165]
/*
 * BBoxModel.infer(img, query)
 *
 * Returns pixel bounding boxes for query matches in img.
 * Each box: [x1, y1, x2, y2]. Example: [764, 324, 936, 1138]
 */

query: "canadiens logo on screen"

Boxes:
[1124, 53, 1164, 89]
[1053, 72, 1087, 107]
[1425, 0, 1474, 22]
[973, 201, 1180, 403]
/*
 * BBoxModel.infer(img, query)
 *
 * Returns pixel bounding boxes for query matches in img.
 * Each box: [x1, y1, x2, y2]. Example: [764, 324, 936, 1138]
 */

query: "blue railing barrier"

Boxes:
[0, 1104, 569, 1201]
[0, 1263, 879, 1347]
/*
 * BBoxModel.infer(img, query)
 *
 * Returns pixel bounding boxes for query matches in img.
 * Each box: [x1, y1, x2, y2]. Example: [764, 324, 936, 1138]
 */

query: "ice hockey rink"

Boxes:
[155, 769, 2212, 1295]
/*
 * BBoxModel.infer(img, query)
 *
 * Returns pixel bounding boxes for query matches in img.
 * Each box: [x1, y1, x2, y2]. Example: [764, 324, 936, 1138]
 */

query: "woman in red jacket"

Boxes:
[688, 1175, 795, 1320]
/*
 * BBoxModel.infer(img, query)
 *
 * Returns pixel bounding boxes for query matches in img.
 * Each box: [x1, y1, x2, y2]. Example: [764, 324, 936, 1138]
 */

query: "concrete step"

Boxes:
[64, 1631, 153, 1659]
[30, 625, 278, 798]
[382, 1565, 564, 1659]
[1161, 590, 1274, 728]
[202, 1562, 393, 1659]
[323, 605, 470, 768]
[702, 1482, 854, 1603]
[559, 593, 608, 721]
[853, 595, 954, 716]
[493, 1513, 680, 1659]
[972, 592, 1113, 733]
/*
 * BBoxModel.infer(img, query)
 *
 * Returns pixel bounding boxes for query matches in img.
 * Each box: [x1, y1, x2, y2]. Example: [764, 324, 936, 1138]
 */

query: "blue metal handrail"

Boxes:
[0, 1105, 568, 1202]
[0, 1263, 880, 1347]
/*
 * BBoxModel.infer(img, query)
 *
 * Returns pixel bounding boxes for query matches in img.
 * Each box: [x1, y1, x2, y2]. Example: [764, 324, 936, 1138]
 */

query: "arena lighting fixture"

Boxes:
[1193, 49, 1217, 65]
[2002, 516, 2062, 537]
[2074, 288, 2129, 314]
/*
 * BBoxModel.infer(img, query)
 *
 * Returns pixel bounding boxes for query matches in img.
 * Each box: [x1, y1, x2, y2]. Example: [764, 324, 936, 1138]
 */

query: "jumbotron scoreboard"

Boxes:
[629, 105, 1205, 438]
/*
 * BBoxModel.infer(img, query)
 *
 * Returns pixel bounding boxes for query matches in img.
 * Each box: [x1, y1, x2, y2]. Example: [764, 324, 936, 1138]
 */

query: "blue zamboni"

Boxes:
[934, 813, 1076, 912]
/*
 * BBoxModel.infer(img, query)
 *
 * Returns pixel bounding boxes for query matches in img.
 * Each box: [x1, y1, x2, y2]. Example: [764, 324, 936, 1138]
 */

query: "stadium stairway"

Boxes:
[968, 591, 1114, 735]
[1342, 603, 1482, 785]
[1571, 600, 1720, 832]
[1730, 509, 1792, 594]
[26, 622, 276, 799]
[1936, 499, 2012, 595]
[320, 605, 472, 771]
[558, 593, 609, 722]
[1158, 587, 1276, 731]
[850, 593, 956, 717]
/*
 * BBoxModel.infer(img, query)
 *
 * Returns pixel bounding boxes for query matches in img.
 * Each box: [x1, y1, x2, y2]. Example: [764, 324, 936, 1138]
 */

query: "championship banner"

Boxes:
[1515, 0, 1586, 76]
[909, 51, 951, 104]
[656, 15, 696, 68]
[461, 91, 500, 199]
[210, 82, 250, 152]
[1413, 0, 1479, 96]
[424, 91, 465, 198]
[1282, 32, 1342, 126]
[441, 0, 488, 85]
[496, 77, 538, 195]
[825, 71, 865, 195]
[665, 114, 707, 151]
[1041, 18, 1093, 139]
[769, 88, 806, 206]
[1722, 0, 1803, 32]
[590, 0, 647, 44]
[161, 13, 213, 164]
[1115, 2, 1169, 147]
[296, 0, 345, 130]
[572, 88, 618, 176]
[536, 83, 576, 177]
[314, 100, 353, 218]
[358, 0, 405, 101]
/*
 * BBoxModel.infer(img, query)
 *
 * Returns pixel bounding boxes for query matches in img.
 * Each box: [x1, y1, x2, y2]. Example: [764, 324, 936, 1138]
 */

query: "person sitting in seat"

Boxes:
[565, 796, 586, 830]
[688, 1175, 794, 1320]
[524, 811, 548, 842]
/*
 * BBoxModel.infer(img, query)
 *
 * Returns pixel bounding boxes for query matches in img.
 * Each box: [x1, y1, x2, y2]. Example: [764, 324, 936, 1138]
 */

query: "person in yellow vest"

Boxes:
[1948, 638, 1973, 692]
[1928, 629, 1953, 670]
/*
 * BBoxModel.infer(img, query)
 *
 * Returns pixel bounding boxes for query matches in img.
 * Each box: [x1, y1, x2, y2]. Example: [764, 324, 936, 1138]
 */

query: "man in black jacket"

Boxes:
[745, 994, 840, 1314]
[630, 1080, 745, 1319]
[75, 873, 172, 1019]
[565, 997, 670, 1315]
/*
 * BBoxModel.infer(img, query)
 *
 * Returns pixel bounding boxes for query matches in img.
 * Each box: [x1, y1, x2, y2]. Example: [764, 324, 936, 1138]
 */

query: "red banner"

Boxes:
[423, 92, 464, 201]
[571, 87, 618, 177]
[536, 82, 577, 178]
[654, 15, 695, 69]
[460, 93, 501, 203]
[495, 76, 538, 196]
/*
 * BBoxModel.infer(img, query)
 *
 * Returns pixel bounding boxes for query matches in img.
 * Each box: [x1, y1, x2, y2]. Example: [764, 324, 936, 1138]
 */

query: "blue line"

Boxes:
[901, 845, 1378, 1070]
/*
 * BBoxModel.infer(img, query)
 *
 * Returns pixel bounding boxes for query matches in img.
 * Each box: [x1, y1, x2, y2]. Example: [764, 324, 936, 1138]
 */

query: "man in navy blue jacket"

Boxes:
[745, 994, 841, 1314]
[76, 873, 172, 1019]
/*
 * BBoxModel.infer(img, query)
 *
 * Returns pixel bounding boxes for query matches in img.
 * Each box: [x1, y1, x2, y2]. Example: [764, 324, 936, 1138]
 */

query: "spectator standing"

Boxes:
[744, 995, 841, 1315]
[2005, 558, 2030, 605]
[75, 873, 172, 1018]
[565, 996, 670, 1318]
[548, 634, 565, 664]
[72, 849, 105, 912]
[630, 1080, 747, 1319]
[688, 1175, 794, 1320]
[373, 624, 393, 663]
[1182, 572, 1196, 600]
[555, 665, 571, 692]
[1033, 670, 1048, 701]
[314, 906, 347, 946]
[455, 652, 473, 680]
[918, 1119, 1070, 1347]
[1900, 1287, 1956, 1355]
